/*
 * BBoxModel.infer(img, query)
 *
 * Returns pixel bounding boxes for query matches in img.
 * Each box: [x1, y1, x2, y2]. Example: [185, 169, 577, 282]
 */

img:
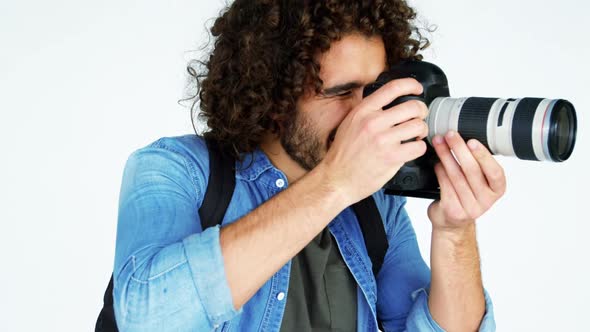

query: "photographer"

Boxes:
[111, 0, 502, 331]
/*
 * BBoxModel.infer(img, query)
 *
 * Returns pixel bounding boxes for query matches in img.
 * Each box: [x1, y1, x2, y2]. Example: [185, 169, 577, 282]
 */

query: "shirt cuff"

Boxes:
[182, 225, 240, 328]
[406, 285, 496, 331]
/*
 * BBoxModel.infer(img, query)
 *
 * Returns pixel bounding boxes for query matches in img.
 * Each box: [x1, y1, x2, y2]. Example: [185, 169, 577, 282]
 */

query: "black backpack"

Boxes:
[95, 138, 388, 331]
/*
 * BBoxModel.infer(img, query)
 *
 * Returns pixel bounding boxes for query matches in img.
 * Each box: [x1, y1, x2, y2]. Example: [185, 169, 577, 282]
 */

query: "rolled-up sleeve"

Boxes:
[183, 226, 238, 325]
[112, 140, 239, 331]
[406, 286, 495, 331]
[374, 193, 496, 331]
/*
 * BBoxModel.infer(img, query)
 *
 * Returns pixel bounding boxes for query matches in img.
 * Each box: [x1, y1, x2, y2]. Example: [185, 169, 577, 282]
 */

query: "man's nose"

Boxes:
[350, 89, 364, 108]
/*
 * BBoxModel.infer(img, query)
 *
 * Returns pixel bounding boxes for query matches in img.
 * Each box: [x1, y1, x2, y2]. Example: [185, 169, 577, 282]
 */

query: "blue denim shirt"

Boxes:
[113, 135, 495, 331]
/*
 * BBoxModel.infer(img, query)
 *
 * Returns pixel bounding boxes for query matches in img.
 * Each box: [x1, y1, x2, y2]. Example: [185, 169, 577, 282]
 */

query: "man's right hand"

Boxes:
[319, 77, 429, 205]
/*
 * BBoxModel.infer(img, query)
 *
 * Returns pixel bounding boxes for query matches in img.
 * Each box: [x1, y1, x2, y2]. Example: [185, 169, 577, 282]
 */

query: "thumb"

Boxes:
[427, 200, 444, 224]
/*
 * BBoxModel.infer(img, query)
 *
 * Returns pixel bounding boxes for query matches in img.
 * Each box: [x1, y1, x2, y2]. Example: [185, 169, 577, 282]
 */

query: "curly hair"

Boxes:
[186, 0, 431, 161]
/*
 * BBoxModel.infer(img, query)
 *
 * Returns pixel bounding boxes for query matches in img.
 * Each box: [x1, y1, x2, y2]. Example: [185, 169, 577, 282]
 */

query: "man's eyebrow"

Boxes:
[321, 81, 363, 96]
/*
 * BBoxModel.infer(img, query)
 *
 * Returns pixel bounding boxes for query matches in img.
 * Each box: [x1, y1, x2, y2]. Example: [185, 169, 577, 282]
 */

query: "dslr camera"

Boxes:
[363, 61, 578, 199]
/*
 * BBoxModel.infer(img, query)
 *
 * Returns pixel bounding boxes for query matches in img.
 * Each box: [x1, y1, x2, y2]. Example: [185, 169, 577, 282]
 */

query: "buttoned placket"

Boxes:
[329, 213, 380, 331]
[271, 173, 289, 304]
[259, 171, 292, 332]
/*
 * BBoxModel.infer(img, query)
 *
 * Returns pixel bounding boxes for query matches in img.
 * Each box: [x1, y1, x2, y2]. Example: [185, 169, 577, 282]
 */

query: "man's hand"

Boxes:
[426, 131, 505, 331]
[320, 78, 429, 206]
[427, 131, 506, 231]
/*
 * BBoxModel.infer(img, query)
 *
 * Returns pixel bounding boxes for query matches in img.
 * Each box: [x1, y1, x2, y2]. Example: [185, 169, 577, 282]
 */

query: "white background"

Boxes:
[0, 0, 588, 331]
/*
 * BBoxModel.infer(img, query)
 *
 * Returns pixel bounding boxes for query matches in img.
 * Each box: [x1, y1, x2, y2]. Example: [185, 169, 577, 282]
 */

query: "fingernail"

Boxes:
[468, 139, 479, 150]
[446, 131, 455, 138]
[433, 135, 443, 145]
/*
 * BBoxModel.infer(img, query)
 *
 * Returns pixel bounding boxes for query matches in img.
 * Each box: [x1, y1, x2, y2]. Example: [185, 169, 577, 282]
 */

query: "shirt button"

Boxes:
[277, 292, 286, 301]
[275, 179, 285, 188]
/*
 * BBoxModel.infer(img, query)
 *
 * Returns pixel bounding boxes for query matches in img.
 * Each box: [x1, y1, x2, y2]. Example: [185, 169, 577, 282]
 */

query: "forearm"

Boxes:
[220, 163, 349, 309]
[428, 223, 485, 332]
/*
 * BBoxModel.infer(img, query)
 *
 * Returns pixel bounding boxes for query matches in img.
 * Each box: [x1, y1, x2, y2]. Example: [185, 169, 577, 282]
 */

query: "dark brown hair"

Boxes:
[186, 0, 431, 160]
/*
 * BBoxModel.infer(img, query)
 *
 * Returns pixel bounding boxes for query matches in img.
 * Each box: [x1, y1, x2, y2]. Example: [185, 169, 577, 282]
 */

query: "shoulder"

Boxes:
[371, 190, 409, 235]
[371, 190, 408, 217]
[145, 134, 209, 167]
[122, 134, 211, 200]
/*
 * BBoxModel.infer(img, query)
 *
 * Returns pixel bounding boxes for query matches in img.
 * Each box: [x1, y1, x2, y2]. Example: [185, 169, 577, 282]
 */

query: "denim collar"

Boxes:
[235, 147, 278, 182]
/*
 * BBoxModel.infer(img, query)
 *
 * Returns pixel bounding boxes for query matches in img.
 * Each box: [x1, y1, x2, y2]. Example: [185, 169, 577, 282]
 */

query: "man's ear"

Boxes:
[269, 112, 286, 135]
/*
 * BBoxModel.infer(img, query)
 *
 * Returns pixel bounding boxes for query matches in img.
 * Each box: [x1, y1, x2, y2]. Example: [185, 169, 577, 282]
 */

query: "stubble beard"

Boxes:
[280, 111, 324, 172]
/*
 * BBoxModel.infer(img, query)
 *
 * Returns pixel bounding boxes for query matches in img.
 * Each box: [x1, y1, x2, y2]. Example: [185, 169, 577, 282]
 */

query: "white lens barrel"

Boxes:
[426, 97, 575, 162]
[426, 97, 463, 142]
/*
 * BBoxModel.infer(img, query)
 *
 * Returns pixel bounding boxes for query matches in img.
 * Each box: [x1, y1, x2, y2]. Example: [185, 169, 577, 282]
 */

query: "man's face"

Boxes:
[280, 33, 387, 171]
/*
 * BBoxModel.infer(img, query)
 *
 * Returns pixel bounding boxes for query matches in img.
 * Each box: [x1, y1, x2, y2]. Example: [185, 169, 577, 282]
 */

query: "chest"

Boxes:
[215, 181, 380, 331]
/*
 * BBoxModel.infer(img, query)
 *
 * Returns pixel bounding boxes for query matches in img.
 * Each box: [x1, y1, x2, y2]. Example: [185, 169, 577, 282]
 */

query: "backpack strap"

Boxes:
[351, 196, 388, 331]
[351, 196, 389, 277]
[200, 138, 236, 228]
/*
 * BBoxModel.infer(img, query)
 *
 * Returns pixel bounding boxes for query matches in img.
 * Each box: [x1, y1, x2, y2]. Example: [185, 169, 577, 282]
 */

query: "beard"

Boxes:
[280, 111, 327, 171]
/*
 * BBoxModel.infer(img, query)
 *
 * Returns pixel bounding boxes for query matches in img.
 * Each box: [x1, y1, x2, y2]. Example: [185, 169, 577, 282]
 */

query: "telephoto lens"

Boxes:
[426, 97, 577, 162]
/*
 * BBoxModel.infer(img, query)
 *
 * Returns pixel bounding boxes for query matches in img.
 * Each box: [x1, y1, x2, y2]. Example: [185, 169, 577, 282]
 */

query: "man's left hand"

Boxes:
[427, 131, 506, 231]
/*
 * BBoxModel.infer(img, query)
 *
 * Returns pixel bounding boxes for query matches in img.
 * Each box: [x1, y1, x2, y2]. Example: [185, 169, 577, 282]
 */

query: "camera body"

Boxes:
[363, 61, 449, 199]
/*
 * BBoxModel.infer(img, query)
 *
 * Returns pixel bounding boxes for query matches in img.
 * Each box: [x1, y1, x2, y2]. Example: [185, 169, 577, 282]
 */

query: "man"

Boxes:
[113, 0, 503, 331]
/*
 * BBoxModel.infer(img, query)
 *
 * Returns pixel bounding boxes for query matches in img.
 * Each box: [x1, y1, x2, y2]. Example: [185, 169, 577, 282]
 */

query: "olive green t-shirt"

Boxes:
[279, 227, 358, 332]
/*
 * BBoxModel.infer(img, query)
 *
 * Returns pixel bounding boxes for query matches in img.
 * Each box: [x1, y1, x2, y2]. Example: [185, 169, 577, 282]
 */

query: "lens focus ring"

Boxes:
[458, 97, 495, 150]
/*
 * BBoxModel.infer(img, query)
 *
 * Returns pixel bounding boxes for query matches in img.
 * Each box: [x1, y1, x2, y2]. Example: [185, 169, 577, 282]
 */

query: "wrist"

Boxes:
[432, 222, 477, 246]
[309, 162, 355, 208]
